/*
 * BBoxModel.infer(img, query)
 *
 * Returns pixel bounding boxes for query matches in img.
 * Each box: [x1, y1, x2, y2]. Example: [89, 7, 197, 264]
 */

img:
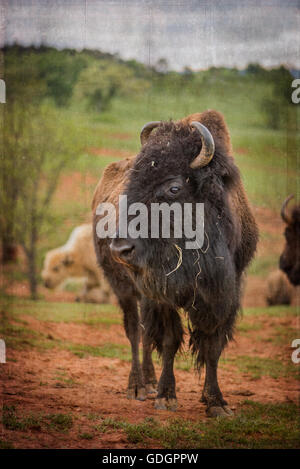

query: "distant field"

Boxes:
[62, 87, 299, 206]
[28, 84, 297, 279]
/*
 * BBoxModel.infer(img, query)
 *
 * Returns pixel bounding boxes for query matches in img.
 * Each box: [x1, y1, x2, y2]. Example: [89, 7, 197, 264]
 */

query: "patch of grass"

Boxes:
[78, 432, 94, 440]
[236, 320, 263, 334]
[2, 406, 73, 434]
[66, 342, 131, 360]
[233, 129, 299, 210]
[242, 305, 298, 318]
[93, 401, 299, 449]
[53, 372, 76, 388]
[7, 298, 121, 326]
[93, 417, 125, 434]
[0, 323, 39, 349]
[2, 405, 27, 431]
[0, 320, 56, 351]
[46, 413, 73, 432]
[268, 325, 299, 346]
[86, 413, 102, 422]
[2, 406, 42, 431]
[0, 439, 15, 449]
[230, 355, 299, 380]
[52, 368, 76, 387]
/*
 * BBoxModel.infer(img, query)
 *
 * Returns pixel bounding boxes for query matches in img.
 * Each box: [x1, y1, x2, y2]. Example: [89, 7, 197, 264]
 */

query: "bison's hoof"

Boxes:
[146, 383, 157, 395]
[154, 397, 177, 411]
[206, 405, 234, 418]
[127, 386, 147, 401]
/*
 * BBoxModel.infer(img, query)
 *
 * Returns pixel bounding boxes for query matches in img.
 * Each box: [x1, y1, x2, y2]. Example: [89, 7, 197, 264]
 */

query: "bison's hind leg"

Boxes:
[141, 329, 158, 396]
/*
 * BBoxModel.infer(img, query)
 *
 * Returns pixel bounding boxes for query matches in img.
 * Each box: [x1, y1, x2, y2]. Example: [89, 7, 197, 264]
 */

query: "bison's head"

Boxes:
[109, 111, 240, 309]
[41, 249, 75, 289]
[279, 195, 300, 286]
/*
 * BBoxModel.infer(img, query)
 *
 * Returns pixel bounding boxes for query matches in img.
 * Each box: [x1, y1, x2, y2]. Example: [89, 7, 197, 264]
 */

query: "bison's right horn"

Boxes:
[281, 194, 294, 224]
[190, 121, 215, 169]
[140, 121, 161, 145]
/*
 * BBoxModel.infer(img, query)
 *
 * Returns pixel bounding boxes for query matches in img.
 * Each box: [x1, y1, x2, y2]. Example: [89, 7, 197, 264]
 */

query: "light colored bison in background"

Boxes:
[42, 224, 114, 304]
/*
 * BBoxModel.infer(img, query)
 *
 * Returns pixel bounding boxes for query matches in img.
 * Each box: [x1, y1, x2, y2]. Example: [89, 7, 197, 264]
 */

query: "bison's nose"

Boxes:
[110, 238, 135, 259]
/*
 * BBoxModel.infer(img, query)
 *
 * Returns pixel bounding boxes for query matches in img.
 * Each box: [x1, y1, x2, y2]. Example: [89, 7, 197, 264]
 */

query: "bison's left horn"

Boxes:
[190, 121, 215, 169]
[140, 121, 161, 145]
[281, 194, 294, 224]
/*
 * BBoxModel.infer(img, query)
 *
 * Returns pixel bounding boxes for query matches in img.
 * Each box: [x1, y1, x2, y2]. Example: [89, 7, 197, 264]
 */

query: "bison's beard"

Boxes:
[125, 238, 239, 313]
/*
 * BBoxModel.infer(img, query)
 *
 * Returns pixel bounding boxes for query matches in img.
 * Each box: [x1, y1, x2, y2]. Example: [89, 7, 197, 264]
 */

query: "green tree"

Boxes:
[261, 66, 294, 129]
[75, 60, 150, 112]
[0, 49, 47, 262]
[38, 48, 86, 106]
[0, 102, 80, 298]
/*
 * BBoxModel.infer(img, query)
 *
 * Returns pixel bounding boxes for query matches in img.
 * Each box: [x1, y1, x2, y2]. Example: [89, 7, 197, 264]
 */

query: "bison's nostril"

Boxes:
[110, 239, 135, 258]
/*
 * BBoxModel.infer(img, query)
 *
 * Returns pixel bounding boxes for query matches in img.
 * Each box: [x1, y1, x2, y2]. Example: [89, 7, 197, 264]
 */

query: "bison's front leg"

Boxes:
[155, 331, 179, 411]
[140, 303, 157, 395]
[120, 297, 146, 401]
[147, 305, 183, 411]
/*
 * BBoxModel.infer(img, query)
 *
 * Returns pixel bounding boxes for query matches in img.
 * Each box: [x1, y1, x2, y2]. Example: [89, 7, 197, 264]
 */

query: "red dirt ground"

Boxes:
[1, 312, 299, 448]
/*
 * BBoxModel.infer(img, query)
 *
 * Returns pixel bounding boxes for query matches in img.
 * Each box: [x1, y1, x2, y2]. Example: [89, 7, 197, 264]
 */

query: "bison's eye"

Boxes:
[170, 186, 181, 195]
[161, 178, 184, 199]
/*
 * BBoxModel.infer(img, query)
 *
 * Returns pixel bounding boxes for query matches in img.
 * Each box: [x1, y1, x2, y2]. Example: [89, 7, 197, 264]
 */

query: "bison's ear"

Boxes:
[183, 110, 232, 155]
[62, 254, 74, 267]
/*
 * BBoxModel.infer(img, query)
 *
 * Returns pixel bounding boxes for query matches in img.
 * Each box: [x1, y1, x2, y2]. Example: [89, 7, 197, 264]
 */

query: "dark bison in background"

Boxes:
[266, 269, 293, 306]
[92, 110, 258, 417]
[279, 195, 300, 286]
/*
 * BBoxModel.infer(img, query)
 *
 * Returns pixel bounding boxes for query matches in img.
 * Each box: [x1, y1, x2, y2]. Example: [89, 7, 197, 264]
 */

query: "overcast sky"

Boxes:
[0, 0, 299, 70]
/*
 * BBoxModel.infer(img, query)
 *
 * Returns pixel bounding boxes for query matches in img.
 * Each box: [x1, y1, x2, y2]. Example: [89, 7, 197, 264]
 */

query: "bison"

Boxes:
[266, 269, 293, 306]
[279, 195, 300, 286]
[42, 224, 114, 304]
[92, 110, 258, 417]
